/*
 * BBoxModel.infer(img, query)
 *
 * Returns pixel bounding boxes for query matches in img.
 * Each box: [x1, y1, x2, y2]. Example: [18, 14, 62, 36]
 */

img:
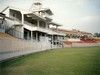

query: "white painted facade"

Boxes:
[1, 5, 66, 48]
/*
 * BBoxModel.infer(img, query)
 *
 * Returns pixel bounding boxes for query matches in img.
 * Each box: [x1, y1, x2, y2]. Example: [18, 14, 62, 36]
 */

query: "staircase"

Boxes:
[0, 32, 18, 40]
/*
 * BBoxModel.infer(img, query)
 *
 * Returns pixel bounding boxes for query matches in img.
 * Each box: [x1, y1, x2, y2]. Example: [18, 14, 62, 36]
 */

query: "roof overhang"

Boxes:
[49, 22, 62, 27]
[13, 24, 23, 27]
[42, 9, 53, 15]
[0, 13, 13, 20]
[25, 13, 46, 21]
[35, 8, 53, 15]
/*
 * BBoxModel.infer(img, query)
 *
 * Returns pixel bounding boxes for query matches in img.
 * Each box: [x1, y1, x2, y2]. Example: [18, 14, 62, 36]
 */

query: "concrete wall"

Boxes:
[67, 38, 81, 42]
[64, 42, 100, 48]
[0, 39, 51, 61]
[0, 37, 100, 61]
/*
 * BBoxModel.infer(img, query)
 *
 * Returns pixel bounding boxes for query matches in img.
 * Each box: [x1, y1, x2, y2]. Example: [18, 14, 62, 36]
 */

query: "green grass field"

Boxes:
[1, 47, 100, 75]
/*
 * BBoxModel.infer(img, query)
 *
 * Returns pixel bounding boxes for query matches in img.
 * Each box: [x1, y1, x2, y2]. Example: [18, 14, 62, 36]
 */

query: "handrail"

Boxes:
[24, 21, 36, 27]
[0, 22, 9, 30]
[10, 16, 37, 27]
[10, 16, 22, 24]
[6, 27, 23, 39]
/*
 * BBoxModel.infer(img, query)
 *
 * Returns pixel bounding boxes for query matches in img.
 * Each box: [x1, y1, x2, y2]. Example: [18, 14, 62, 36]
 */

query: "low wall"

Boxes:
[0, 39, 52, 61]
[64, 42, 100, 48]
[1, 39, 100, 61]
[67, 38, 81, 42]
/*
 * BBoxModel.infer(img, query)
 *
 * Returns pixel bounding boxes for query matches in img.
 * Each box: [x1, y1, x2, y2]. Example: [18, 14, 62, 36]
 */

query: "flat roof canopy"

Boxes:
[25, 13, 47, 21]
[49, 22, 62, 26]
[34, 8, 53, 15]
[40, 9, 53, 15]
[0, 13, 13, 20]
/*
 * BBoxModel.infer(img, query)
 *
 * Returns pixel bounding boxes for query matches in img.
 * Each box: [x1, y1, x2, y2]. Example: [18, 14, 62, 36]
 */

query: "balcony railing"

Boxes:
[9, 16, 62, 36]
[43, 15, 52, 19]
[6, 28, 23, 39]
[24, 21, 36, 27]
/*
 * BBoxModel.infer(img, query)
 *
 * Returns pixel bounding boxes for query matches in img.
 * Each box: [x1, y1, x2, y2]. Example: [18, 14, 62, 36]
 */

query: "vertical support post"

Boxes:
[56, 26, 58, 32]
[21, 13, 24, 39]
[31, 31, 33, 41]
[45, 34, 47, 49]
[64, 36, 66, 40]
[45, 22, 48, 29]
[51, 35, 53, 49]
[36, 32, 38, 41]
[27, 31, 30, 40]
[37, 20, 39, 28]
[40, 33, 42, 41]
[56, 35, 58, 47]
[56, 35, 57, 47]
[22, 13, 24, 25]
[45, 33, 47, 42]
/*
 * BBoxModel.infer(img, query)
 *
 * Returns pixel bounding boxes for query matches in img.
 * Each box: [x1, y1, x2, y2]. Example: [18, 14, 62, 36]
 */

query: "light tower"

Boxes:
[30, 0, 43, 12]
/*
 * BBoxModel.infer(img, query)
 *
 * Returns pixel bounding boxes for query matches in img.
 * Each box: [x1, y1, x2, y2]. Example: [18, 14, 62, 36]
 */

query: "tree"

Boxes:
[94, 33, 100, 37]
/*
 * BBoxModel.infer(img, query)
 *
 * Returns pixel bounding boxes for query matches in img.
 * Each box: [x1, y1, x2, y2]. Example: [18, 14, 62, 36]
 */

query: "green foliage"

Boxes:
[94, 33, 100, 37]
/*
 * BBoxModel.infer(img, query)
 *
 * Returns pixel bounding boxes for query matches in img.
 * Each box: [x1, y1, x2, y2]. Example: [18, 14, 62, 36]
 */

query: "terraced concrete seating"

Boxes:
[95, 38, 100, 42]
[0, 32, 18, 40]
[80, 38, 96, 43]
[0, 32, 22, 52]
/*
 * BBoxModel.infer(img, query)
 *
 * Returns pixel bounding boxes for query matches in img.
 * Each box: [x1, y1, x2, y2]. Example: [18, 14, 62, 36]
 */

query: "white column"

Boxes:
[27, 31, 30, 40]
[22, 13, 24, 25]
[45, 34, 47, 42]
[21, 13, 24, 39]
[51, 35, 53, 49]
[56, 35, 58, 47]
[45, 22, 48, 29]
[36, 32, 38, 41]
[37, 20, 39, 28]
[56, 26, 58, 32]
[40, 33, 42, 41]
[31, 31, 33, 41]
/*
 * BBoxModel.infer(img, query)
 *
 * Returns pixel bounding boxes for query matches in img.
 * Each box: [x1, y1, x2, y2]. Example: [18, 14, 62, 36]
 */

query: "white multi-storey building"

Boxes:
[0, 0, 66, 48]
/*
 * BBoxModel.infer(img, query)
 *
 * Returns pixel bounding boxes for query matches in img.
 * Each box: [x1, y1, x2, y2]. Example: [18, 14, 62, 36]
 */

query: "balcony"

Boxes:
[10, 16, 65, 36]
[23, 21, 57, 35]
[42, 14, 52, 21]
[23, 21, 50, 33]
[10, 16, 22, 26]
[23, 21, 66, 36]
[14, 20, 21, 25]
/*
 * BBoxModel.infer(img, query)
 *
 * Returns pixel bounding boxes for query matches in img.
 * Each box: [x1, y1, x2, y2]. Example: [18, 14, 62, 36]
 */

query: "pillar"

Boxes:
[56, 26, 58, 32]
[36, 32, 38, 41]
[27, 31, 30, 40]
[45, 34, 47, 42]
[21, 13, 24, 39]
[22, 13, 24, 25]
[37, 20, 39, 28]
[31, 31, 33, 41]
[56, 35, 58, 46]
[51, 35, 53, 49]
[45, 22, 48, 29]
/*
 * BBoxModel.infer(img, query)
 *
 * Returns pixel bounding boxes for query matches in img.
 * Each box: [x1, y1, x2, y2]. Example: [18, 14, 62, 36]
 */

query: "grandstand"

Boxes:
[51, 28, 100, 47]
[0, 1, 66, 61]
[0, 1, 100, 61]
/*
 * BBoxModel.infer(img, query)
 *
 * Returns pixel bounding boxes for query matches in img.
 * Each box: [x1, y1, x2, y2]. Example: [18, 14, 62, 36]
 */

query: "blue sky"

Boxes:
[0, 0, 100, 33]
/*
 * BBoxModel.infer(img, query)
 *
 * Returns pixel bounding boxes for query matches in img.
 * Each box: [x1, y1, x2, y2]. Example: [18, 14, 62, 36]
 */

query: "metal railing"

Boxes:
[0, 23, 9, 30]
[24, 21, 37, 27]
[0, 21, 23, 39]
[6, 28, 23, 39]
